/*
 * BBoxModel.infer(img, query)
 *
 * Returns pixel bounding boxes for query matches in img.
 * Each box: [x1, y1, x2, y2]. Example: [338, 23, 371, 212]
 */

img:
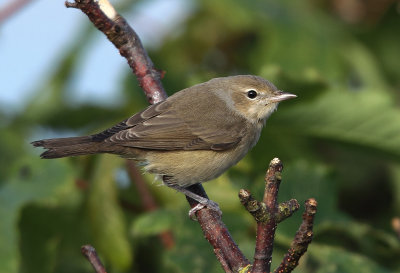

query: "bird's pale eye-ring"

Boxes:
[247, 90, 258, 99]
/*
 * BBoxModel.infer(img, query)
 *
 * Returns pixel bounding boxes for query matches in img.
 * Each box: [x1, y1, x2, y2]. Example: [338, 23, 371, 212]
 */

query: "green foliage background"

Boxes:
[1, 0, 400, 272]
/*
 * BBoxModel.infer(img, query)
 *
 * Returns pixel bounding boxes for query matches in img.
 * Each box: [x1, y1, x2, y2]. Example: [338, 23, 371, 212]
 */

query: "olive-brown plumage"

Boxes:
[32, 75, 296, 188]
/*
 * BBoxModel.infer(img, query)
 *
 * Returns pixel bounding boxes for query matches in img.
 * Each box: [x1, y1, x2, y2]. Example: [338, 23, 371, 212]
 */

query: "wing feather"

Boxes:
[95, 97, 247, 151]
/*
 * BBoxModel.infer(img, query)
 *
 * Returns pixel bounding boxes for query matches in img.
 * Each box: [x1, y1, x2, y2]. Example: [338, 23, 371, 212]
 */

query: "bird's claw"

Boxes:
[188, 199, 222, 221]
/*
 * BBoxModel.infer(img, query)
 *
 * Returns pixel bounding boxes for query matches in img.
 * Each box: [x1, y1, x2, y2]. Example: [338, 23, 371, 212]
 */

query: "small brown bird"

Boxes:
[32, 75, 296, 210]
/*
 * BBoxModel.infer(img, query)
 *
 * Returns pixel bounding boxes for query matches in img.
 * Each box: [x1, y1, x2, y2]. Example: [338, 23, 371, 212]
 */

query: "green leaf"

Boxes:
[0, 128, 25, 183]
[18, 204, 84, 273]
[275, 88, 400, 158]
[0, 157, 75, 273]
[308, 244, 391, 273]
[315, 221, 400, 268]
[390, 164, 400, 212]
[86, 154, 133, 271]
[131, 209, 175, 237]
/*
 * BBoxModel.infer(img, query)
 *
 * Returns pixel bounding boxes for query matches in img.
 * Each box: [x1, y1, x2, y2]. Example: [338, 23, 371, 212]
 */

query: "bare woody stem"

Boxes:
[250, 158, 283, 273]
[186, 185, 251, 272]
[239, 159, 316, 273]
[81, 245, 107, 273]
[274, 198, 317, 273]
[0, 0, 33, 23]
[65, 0, 167, 104]
[239, 189, 299, 223]
[239, 160, 317, 273]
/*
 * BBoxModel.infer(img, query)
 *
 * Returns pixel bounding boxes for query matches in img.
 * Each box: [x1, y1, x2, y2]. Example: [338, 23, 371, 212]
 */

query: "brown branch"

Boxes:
[240, 162, 317, 273]
[65, 0, 167, 104]
[239, 161, 316, 273]
[274, 198, 318, 273]
[81, 245, 107, 273]
[239, 189, 299, 223]
[185, 185, 251, 272]
[0, 0, 33, 23]
[276, 200, 301, 223]
[249, 158, 283, 273]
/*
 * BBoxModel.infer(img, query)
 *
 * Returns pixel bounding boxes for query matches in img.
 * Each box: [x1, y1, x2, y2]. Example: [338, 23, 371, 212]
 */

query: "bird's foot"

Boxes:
[188, 199, 222, 221]
[166, 183, 222, 220]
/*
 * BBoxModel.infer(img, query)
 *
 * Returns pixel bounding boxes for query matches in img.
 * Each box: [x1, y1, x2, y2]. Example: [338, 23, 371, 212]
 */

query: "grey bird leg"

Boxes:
[166, 184, 222, 219]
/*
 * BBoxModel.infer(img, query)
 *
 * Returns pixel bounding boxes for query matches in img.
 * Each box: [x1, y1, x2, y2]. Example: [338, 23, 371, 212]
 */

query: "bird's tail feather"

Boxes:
[32, 136, 103, 159]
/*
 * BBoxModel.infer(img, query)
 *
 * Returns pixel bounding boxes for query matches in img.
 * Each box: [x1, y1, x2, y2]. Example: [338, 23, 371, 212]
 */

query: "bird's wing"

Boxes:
[94, 101, 246, 151]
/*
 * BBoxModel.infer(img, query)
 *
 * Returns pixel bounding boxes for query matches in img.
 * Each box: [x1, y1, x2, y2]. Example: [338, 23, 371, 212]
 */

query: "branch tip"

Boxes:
[65, 1, 77, 8]
[239, 188, 251, 199]
[239, 188, 253, 207]
[265, 158, 283, 188]
[305, 198, 318, 215]
[81, 245, 107, 273]
[270, 157, 282, 166]
[276, 199, 300, 223]
[274, 198, 318, 273]
[269, 157, 283, 172]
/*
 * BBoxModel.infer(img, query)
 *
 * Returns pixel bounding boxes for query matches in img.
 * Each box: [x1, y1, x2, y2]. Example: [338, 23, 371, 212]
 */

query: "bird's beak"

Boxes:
[269, 91, 297, 103]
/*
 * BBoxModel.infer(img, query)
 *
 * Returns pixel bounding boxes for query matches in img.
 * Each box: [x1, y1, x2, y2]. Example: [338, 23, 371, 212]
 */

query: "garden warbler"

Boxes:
[32, 75, 296, 209]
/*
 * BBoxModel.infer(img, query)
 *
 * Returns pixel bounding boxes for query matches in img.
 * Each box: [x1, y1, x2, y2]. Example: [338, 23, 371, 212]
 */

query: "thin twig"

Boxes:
[251, 158, 283, 273]
[81, 245, 107, 273]
[274, 198, 317, 273]
[65, 0, 167, 104]
[276, 199, 301, 223]
[239, 189, 299, 223]
[0, 0, 33, 23]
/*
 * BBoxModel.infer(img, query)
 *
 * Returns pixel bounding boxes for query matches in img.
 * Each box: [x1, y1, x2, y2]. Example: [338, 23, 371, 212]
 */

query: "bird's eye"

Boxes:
[247, 90, 258, 99]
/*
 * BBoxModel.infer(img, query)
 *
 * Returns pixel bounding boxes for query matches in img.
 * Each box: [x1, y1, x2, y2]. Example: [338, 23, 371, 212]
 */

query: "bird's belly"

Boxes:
[143, 147, 248, 187]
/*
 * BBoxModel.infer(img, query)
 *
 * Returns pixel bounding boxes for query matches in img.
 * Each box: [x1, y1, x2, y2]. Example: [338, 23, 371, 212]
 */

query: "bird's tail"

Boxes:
[32, 136, 104, 159]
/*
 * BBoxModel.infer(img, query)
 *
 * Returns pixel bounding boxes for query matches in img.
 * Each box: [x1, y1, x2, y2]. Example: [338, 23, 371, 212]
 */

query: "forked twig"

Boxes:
[274, 199, 317, 273]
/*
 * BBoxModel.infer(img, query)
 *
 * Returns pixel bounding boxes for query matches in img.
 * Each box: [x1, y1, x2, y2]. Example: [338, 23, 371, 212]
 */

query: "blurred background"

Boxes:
[1, 0, 400, 272]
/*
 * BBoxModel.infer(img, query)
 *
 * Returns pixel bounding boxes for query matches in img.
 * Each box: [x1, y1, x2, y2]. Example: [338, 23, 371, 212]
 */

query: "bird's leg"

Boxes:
[166, 183, 222, 219]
